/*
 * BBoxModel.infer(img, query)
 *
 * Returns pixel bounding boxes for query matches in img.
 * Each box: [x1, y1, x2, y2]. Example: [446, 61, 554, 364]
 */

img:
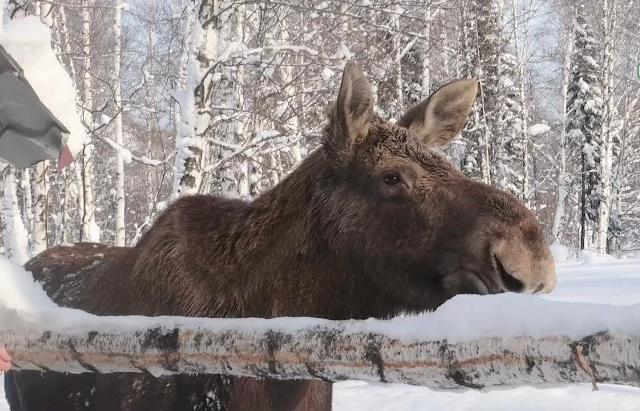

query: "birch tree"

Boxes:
[112, 0, 125, 245]
[552, 9, 576, 244]
[172, 0, 204, 197]
[79, 0, 100, 242]
[30, 0, 56, 253]
[596, 0, 617, 254]
[2, 169, 29, 264]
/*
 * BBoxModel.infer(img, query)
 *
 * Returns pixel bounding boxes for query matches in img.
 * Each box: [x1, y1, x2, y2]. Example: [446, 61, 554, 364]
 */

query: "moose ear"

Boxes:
[397, 79, 478, 147]
[325, 62, 374, 164]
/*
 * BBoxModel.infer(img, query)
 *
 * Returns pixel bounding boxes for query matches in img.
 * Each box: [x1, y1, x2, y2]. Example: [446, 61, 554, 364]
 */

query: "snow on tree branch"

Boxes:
[99, 135, 165, 167]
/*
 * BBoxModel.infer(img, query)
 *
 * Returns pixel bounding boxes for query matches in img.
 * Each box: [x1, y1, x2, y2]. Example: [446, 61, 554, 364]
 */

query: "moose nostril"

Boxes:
[494, 255, 525, 293]
[533, 282, 545, 294]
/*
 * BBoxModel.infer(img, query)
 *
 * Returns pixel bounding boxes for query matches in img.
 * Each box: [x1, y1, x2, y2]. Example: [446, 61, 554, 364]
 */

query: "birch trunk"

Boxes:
[31, 162, 48, 253]
[20, 169, 33, 235]
[2, 170, 30, 264]
[2, 318, 637, 390]
[80, 0, 100, 242]
[113, 1, 125, 246]
[514, 1, 531, 207]
[391, 7, 403, 113]
[172, 0, 204, 197]
[421, 7, 432, 98]
[597, 0, 616, 254]
[25, 1, 57, 253]
[213, 1, 247, 198]
[552, 11, 575, 243]
[56, 5, 80, 243]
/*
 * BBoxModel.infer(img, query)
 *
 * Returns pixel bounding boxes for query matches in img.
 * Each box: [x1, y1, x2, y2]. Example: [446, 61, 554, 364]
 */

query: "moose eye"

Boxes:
[383, 173, 402, 185]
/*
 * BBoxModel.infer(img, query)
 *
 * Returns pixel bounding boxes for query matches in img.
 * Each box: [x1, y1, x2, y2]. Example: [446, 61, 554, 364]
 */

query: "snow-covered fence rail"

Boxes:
[2, 302, 640, 390]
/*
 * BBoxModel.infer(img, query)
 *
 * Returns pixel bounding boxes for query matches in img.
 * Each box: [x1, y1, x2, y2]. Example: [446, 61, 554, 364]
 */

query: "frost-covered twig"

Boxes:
[99, 135, 165, 167]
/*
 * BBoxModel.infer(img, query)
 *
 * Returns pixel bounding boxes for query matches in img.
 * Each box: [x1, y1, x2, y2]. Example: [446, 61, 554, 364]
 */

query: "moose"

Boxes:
[5, 63, 556, 411]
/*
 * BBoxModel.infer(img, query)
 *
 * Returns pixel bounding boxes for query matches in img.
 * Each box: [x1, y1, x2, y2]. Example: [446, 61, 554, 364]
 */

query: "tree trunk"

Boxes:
[2, 313, 637, 390]
[31, 162, 48, 253]
[19, 169, 33, 237]
[2, 169, 30, 264]
[597, 0, 616, 254]
[113, 0, 126, 246]
[421, 7, 431, 99]
[172, 0, 205, 197]
[552, 15, 574, 244]
[80, 0, 100, 242]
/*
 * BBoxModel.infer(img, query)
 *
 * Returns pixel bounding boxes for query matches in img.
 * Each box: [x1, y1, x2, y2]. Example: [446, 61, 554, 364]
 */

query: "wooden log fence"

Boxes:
[2, 306, 639, 390]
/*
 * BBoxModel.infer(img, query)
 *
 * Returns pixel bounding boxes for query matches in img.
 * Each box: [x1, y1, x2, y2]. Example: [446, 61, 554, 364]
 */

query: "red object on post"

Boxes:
[57, 145, 74, 171]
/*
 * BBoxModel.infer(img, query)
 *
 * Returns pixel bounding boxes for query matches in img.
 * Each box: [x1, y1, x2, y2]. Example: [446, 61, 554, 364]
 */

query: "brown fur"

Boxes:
[7, 63, 555, 411]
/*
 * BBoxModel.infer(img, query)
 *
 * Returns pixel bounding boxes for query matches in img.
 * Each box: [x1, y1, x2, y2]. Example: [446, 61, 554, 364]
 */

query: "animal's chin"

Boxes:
[463, 271, 491, 295]
[442, 270, 504, 297]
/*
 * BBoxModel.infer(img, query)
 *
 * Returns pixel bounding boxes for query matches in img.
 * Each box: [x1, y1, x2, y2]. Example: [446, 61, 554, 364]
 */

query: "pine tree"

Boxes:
[566, 8, 604, 250]
[493, 52, 525, 197]
[460, 0, 502, 185]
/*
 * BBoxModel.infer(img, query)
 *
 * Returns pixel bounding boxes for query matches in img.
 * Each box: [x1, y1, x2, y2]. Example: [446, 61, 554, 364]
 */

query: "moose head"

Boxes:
[315, 63, 556, 313]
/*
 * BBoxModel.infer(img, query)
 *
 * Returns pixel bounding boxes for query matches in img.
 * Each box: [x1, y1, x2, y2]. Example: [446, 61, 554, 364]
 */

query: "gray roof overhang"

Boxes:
[0, 45, 70, 169]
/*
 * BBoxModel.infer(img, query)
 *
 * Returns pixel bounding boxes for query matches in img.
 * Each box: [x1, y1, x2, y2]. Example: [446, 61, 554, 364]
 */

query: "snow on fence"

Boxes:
[1, 258, 640, 390]
[2, 299, 640, 390]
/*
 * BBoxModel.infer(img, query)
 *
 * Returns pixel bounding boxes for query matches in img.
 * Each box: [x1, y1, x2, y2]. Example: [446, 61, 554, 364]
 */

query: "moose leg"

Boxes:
[6, 370, 101, 411]
[4, 373, 20, 411]
[227, 378, 332, 411]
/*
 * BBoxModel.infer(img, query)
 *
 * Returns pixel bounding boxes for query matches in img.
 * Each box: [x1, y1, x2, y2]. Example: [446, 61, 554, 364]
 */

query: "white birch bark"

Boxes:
[212, 2, 246, 198]
[172, 0, 205, 197]
[56, 5, 79, 243]
[2, 170, 30, 264]
[26, 1, 56, 254]
[610, 96, 637, 253]
[20, 169, 33, 235]
[552, 18, 575, 244]
[80, 0, 100, 242]
[31, 163, 47, 253]
[2, 314, 637, 390]
[513, 0, 531, 207]
[597, 0, 616, 254]
[113, 1, 125, 246]
[479, 104, 492, 185]
[421, 7, 432, 99]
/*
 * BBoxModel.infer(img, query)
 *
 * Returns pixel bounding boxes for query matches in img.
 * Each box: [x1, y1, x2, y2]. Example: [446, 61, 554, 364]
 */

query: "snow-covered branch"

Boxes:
[99, 135, 165, 167]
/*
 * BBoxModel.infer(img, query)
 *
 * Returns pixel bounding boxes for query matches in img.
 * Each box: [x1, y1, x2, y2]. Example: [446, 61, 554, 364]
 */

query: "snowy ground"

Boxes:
[1, 256, 640, 410]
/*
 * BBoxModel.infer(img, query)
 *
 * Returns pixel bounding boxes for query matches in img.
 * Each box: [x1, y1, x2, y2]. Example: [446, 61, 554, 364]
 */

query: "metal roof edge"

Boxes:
[0, 44, 70, 135]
